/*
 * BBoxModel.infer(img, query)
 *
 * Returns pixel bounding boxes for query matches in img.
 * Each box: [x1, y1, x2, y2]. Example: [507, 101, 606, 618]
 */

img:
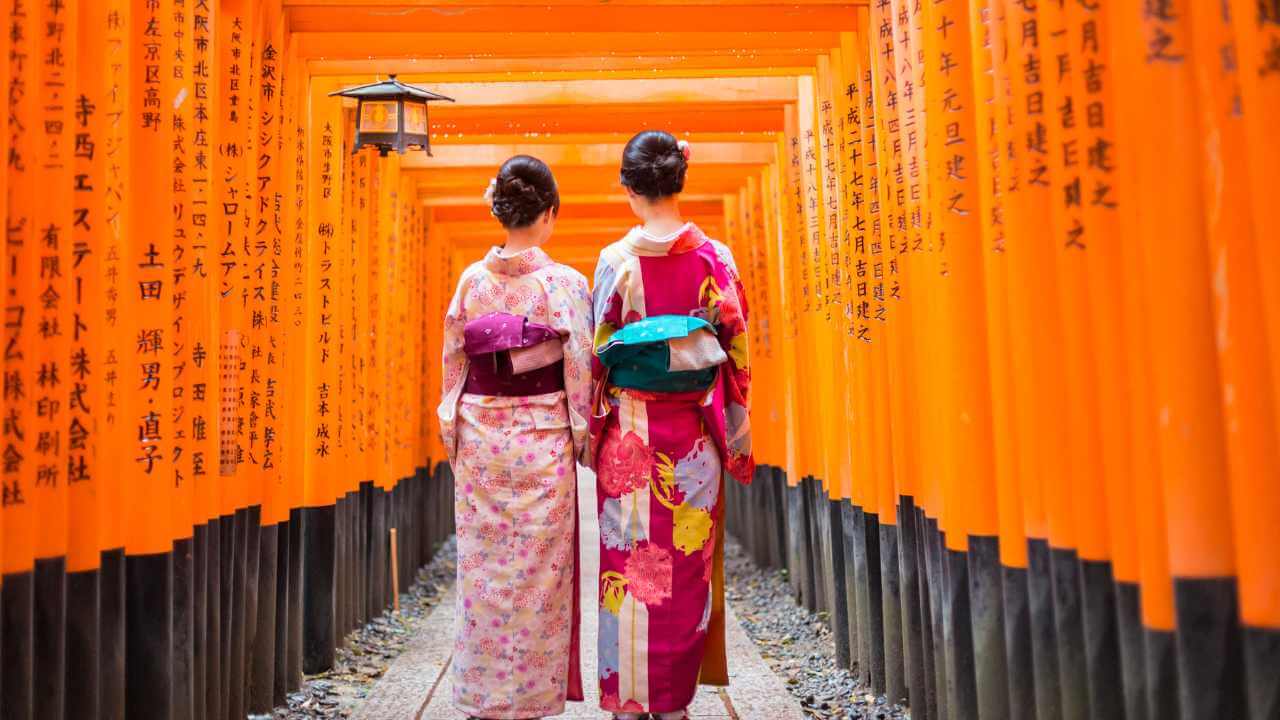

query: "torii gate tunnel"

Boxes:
[0, 0, 1278, 719]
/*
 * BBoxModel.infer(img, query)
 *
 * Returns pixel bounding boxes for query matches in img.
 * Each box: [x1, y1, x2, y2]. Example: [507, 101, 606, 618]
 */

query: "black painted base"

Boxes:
[944, 548, 977, 720]
[1027, 539, 1062, 720]
[125, 551, 173, 720]
[968, 536, 1008, 720]
[863, 511, 885, 694]
[274, 518, 291, 705]
[287, 507, 304, 691]
[897, 498, 924, 718]
[204, 520, 222, 720]
[1080, 559, 1123, 720]
[1244, 625, 1280, 720]
[880, 521, 905, 704]
[301, 504, 337, 674]
[1144, 627, 1180, 719]
[1173, 577, 1247, 719]
[192, 524, 207, 720]
[1002, 565, 1035, 720]
[173, 537, 194, 720]
[101, 548, 126, 720]
[839, 502, 861, 675]
[784, 481, 808, 606]
[3, 570, 34, 720]
[1114, 581, 1146, 720]
[66, 567, 100, 719]
[827, 498, 851, 669]
[33, 557, 66, 720]
[250, 523, 278, 713]
[1050, 547, 1088, 720]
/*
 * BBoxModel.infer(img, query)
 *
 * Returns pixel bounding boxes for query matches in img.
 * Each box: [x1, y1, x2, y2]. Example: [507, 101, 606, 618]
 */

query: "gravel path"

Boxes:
[722, 539, 909, 720]
[269, 527, 909, 720]
[268, 537, 459, 719]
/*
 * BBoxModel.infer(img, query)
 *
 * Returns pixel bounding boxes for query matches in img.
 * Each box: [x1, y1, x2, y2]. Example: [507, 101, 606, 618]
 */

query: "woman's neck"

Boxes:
[500, 227, 541, 256]
[639, 198, 684, 237]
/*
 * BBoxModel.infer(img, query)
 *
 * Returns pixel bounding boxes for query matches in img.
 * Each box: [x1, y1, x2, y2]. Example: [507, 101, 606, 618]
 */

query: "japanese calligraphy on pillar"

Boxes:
[257, 33, 282, 487]
[188, 0, 215, 499]
[871, 0, 904, 327]
[32, 0, 76, 559]
[817, 69, 841, 315]
[858, 54, 880, 341]
[172, 0, 192, 523]
[1071, 1, 1117, 226]
[130, 0, 176, 552]
[217, 0, 247, 480]
[303, 79, 342, 508]
[69, 0, 108, 572]
[4, 0, 36, 518]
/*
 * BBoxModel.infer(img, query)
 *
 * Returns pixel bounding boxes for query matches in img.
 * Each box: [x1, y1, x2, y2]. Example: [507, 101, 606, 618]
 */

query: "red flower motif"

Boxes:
[598, 431, 653, 497]
[717, 296, 744, 333]
[624, 542, 673, 606]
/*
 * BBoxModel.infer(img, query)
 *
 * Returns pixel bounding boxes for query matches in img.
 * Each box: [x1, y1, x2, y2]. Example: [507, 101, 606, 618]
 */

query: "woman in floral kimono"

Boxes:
[590, 131, 753, 720]
[438, 155, 593, 720]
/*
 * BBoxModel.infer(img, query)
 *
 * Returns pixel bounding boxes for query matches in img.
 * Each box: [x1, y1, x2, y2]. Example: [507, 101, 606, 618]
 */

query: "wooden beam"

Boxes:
[399, 141, 775, 169]
[305, 54, 818, 79]
[292, 31, 842, 60]
[410, 163, 764, 195]
[285, 5, 859, 33]
[429, 199, 724, 222]
[420, 104, 786, 135]
[313, 75, 797, 105]
[287, 0, 856, 6]
[422, 192, 725, 206]
[425, 131, 780, 146]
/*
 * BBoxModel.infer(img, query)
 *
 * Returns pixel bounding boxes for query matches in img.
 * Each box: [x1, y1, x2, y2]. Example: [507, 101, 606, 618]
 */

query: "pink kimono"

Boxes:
[589, 223, 754, 715]
[438, 246, 593, 719]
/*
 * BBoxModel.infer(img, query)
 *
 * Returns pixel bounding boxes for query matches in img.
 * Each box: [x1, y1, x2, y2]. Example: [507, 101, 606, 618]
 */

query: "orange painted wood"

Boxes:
[126, 0, 177, 555]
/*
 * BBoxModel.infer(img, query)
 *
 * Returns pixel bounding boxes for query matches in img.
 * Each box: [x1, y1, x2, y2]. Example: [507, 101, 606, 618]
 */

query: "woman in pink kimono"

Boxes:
[590, 131, 754, 720]
[438, 156, 593, 720]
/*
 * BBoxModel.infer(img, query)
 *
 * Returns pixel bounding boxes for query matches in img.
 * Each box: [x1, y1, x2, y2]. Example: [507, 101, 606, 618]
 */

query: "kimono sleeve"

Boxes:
[712, 247, 754, 483]
[586, 253, 625, 468]
[547, 268, 594, 463]
[436, 269, 474, 465]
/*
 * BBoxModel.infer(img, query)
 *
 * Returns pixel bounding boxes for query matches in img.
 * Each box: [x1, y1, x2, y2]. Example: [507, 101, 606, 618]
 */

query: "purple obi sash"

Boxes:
[463, 312, 565, 396]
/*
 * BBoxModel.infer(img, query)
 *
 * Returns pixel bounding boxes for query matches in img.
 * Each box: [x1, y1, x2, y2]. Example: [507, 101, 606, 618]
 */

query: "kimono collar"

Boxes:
[621, 221, 709, 256]
[482, 245, 555, 276]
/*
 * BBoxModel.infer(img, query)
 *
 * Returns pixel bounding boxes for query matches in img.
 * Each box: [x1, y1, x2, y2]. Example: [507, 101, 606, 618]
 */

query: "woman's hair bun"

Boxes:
[490, 155, 560, 229]
[619, 130, 687, 200]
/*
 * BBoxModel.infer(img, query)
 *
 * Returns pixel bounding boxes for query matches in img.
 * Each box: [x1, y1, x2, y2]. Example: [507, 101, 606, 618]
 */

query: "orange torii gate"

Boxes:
[1, 2, 1279, 720]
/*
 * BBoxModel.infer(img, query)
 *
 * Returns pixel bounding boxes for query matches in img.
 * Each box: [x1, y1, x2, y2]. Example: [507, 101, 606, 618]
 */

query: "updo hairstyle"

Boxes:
[490, 155, 560, 229]
[619, 130, 687, 200]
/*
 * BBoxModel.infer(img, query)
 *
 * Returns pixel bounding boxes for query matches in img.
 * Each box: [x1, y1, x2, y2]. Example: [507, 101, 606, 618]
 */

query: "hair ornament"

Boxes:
[677, 139, 691, 161]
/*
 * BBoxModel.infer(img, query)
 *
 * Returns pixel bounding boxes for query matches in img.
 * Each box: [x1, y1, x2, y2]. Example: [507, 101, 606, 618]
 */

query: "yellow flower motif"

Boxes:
[699, 276, 725, 311]
[601, 571, 629, 614]
[651, 452, 680, 511]
[594, 322, 617, 353]
[729, 333, 750, 369]
[673, 503, 713, 556]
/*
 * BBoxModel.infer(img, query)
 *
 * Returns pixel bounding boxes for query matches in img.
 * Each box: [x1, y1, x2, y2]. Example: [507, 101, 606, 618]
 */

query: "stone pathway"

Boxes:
[354, 468, 805, 720]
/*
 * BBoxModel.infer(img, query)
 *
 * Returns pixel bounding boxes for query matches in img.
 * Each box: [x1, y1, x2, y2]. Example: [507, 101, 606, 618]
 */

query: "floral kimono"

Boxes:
[438, 246, 593, 719]
[589, 222, 753, 715]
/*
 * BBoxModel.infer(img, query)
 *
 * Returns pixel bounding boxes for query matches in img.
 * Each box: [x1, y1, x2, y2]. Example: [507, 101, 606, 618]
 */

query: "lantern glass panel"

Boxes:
[404, 102, 428, 135]
[360, 100, 399, 133]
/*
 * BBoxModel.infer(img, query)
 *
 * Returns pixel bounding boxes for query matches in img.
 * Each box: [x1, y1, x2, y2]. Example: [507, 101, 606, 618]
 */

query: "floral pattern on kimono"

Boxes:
[589, 223, 753, 715]
[437, 246, 593, 720]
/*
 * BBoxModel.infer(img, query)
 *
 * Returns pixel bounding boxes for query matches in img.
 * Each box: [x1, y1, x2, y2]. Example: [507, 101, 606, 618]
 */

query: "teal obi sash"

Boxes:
[597, 314, 726, 393]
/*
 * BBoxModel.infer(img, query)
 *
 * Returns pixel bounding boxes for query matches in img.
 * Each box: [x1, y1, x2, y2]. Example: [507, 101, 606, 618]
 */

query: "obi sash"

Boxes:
[463, 312, 565, 396]
[596, 314, 727, 393]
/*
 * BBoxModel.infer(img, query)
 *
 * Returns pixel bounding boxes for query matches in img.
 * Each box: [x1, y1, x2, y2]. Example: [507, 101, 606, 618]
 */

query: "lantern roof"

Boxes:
[329, 74, 455, 103]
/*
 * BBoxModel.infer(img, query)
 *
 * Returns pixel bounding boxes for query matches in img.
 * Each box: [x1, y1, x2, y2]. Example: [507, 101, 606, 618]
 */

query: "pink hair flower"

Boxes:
[677, 139, 691, 161]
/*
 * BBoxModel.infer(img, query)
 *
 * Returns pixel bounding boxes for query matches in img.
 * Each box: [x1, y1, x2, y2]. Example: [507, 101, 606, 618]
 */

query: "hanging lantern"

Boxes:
[329, 74, 454, 157]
